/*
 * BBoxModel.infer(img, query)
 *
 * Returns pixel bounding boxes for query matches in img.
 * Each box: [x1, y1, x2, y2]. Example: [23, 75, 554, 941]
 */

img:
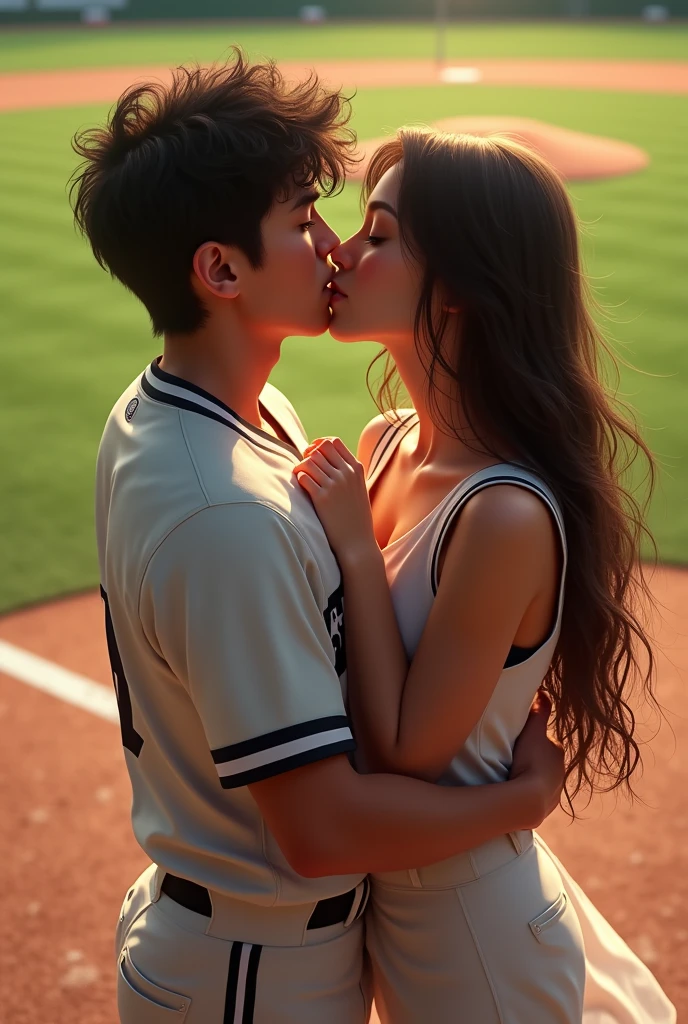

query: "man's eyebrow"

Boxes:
[368, 200, 398, 219]
[291, 190, 321, 211]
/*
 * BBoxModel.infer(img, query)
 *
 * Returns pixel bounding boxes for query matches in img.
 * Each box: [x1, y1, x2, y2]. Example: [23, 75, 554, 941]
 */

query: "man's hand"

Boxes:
[510, 691, 565, 828]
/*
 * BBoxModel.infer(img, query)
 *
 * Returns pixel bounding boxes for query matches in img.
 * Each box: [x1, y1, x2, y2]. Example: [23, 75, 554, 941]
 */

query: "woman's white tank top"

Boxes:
[366, 411, 568, 788]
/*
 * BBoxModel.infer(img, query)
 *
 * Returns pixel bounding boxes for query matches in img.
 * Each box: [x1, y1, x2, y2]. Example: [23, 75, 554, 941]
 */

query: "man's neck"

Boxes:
[160, 322, 282, 430]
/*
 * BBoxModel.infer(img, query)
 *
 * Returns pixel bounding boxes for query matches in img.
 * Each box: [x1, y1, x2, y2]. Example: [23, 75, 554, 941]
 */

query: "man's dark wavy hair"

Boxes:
[70, 51, 356, 335]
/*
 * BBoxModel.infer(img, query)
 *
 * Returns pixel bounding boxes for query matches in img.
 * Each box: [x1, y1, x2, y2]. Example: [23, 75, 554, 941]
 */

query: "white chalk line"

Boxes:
[0, 638, 118, 723]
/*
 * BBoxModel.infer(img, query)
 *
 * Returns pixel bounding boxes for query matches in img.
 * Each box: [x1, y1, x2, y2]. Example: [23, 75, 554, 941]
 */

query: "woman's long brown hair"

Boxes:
[364, 128, 658, 808]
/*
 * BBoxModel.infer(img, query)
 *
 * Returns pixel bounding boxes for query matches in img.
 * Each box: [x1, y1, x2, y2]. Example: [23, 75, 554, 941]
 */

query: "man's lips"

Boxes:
[327, 280, 348, 300]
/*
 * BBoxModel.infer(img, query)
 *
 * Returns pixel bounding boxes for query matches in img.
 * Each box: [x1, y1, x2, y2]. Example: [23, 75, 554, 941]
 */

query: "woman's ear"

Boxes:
[192, 242, 240, 300]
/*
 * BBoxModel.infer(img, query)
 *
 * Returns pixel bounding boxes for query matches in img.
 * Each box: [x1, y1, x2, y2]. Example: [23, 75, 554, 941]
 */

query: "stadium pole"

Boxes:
[435, 0, 449, 70]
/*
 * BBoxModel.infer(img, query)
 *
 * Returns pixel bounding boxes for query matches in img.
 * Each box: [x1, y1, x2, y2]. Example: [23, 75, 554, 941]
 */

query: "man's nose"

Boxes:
[315, 221, 341, 260]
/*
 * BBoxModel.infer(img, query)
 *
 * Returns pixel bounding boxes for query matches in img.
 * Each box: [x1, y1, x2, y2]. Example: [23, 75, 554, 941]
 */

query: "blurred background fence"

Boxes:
[1, 0, 687, 28]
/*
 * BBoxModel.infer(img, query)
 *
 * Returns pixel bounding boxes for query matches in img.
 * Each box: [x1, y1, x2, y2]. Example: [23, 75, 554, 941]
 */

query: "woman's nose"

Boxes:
[331, 238, 354, 271]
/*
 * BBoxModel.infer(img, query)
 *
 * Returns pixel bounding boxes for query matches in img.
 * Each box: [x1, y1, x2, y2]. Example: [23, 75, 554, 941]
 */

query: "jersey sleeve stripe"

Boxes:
[214, 726, 355, 785]
[211, 715, 351, 764]
[218, 737, 356, 789]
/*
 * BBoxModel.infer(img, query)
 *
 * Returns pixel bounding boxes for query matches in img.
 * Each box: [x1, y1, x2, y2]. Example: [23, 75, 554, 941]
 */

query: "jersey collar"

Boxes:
[141, 358, 302, 459]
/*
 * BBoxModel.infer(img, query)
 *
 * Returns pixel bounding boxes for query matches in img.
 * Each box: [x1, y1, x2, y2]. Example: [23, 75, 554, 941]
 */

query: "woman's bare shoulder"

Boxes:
[356, 409, 415, 473]
[439, 483, 559, 594]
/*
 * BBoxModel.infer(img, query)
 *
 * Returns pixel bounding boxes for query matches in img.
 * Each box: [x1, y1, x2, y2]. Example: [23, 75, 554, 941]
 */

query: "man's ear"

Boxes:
[192, 242, 241, 300]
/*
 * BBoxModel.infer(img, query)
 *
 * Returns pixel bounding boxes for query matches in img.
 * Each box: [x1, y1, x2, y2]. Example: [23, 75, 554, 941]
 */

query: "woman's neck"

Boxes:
[389, 347, 494, 473]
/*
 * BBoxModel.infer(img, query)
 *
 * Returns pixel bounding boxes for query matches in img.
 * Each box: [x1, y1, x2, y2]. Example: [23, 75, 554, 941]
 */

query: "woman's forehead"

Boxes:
[367, 162, 402, 207]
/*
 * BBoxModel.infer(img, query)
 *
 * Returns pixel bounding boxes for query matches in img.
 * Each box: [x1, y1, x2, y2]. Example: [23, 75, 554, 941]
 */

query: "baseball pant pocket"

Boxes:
[117, 945, 191, 1023]
[529, 891, 570, 943]
[115, 864, 157, 962]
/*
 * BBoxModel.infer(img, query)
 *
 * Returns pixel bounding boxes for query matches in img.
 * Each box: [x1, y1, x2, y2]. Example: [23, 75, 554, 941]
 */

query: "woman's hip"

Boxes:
[367, 839, 585, 1024]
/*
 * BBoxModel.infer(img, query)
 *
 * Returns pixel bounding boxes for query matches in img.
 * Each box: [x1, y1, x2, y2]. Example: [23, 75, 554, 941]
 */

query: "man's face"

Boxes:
[237, 185, 340, 339]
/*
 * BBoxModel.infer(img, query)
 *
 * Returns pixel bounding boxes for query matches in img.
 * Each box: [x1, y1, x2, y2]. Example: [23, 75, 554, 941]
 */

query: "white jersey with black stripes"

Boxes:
[96, 358, 363, 905]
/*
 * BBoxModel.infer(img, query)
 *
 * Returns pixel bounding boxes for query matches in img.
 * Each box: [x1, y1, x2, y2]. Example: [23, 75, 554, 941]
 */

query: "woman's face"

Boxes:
[328, 162, 421, 346]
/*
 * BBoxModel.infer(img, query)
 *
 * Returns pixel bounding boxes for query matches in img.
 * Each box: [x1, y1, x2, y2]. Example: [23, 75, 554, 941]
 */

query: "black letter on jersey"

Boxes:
[324, 583, 346, 678]
[101, 586, 144, 757]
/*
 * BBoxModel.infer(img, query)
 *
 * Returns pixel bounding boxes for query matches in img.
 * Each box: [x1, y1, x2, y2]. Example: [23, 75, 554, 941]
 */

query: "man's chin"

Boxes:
[289, 306, 362, 341]
[287, 312, 332, 337]
[327, 316, 358, 343]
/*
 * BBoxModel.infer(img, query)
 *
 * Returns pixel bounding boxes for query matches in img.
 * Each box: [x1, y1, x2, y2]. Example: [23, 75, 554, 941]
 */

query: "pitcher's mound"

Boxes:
[351, 116, 649, 182]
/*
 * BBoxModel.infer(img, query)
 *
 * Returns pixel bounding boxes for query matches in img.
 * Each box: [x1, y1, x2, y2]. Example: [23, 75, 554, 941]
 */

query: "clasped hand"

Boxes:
[293, 437, 378, 567]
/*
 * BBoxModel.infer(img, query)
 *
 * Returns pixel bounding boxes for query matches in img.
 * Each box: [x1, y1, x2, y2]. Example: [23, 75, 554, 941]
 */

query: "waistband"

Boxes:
[372, 830, 534, 891]
[161, 872, 359, 929]
[148, 866, 370, 947]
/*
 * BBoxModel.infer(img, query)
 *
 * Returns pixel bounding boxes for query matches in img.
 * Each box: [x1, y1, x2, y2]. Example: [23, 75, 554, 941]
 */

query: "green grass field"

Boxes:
[0, 20, 687, 71]
[0, 23, 687, 612]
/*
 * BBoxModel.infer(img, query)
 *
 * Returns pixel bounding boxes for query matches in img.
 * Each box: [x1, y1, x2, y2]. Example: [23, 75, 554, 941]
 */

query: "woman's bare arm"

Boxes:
[294, 437, 558, 781]
[338, 544, 410, 770]
[293, 433, 410, 769]
[388, 487, 557, 779]
[251, 699, 563, 877]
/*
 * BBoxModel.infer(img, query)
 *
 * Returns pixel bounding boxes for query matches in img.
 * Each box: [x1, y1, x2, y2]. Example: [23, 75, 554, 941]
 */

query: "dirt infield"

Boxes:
[351, 116, 649, 182]
[0, 57, 687, 113]
[0, 565, 686, 1023]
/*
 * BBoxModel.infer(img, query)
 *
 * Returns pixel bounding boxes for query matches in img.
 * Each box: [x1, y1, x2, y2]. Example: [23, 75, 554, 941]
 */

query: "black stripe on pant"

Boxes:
[224, 941, 263, 1023]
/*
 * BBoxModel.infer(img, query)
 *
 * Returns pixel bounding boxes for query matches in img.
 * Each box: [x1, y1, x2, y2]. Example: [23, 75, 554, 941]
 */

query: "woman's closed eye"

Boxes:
[364, 212, 394, 246]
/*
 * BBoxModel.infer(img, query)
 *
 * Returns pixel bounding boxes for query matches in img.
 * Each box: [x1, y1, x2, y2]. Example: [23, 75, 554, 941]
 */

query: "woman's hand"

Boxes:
[293, 437, 379, 568]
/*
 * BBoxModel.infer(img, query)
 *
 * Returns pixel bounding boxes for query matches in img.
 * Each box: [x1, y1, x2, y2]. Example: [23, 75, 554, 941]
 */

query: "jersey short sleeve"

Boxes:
[139, 502, 355, 789]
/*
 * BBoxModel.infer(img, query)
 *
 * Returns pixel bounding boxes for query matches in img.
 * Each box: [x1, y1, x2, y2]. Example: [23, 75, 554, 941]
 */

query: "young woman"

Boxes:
[293, 130, 675, 1023]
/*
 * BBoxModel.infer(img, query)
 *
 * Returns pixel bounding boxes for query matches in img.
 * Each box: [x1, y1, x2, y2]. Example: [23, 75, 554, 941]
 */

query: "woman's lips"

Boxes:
[328, 281, 348, 303]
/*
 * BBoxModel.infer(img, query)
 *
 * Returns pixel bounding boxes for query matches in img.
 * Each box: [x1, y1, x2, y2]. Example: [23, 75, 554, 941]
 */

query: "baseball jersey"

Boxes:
[96, 358, 363, 905]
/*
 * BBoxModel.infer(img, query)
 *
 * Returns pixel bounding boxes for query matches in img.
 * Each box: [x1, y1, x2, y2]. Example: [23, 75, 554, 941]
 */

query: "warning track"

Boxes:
[0, 57, 687, 112]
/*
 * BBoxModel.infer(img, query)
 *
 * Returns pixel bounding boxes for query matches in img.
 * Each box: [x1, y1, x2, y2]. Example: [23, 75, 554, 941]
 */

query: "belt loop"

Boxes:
[407, 869, 423, 889]
[508, 831, 523, 855]
[344, 879, 369, 928]
[149, 865, 164, 904]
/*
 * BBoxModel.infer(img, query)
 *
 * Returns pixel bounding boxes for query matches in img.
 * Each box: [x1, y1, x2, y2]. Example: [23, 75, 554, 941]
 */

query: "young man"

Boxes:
[72, 54, 565, 1024]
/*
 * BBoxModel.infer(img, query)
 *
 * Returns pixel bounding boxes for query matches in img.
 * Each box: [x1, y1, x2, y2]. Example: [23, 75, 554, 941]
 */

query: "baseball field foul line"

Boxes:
[0, 638, 118, 722]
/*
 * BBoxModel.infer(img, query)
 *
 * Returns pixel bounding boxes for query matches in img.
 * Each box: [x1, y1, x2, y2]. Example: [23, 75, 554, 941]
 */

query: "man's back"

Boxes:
[97, 359, 361, 904]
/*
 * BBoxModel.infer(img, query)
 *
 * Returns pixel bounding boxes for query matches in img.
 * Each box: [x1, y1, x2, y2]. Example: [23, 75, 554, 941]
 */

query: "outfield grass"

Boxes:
[1, 78, 686, 613]
[0, 21, 687, 73]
